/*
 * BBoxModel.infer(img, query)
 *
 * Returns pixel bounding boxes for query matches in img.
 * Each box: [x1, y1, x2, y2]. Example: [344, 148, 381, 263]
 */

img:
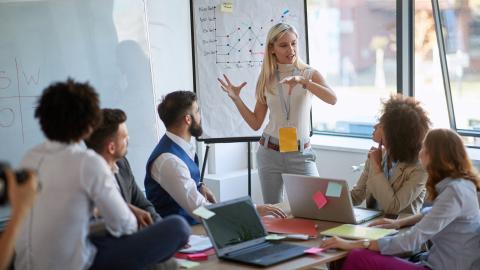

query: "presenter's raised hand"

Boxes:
[217, 74, 247, 101]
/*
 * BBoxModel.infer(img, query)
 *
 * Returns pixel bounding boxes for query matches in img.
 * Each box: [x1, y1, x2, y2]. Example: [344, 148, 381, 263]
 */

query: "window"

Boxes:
[416, 0, 480, 146]
[414, 1, 450, 129]
[307, 0, 397, 137]
[439, 0, 480, 146]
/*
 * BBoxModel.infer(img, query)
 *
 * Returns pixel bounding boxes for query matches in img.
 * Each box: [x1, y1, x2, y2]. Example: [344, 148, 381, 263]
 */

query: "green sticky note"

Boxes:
[176, 258, 200, 268]
[193, 206, 215, 219]
[325, 182, 342, 197]
[265, 234, 286, 240]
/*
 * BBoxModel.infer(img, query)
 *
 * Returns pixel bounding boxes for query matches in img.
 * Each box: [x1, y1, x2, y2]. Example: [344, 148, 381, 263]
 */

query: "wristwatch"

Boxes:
[361, 239, 371, 249]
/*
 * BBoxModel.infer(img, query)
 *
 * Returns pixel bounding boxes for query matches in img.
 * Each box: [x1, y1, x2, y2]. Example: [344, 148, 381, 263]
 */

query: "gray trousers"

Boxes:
[256, 144, 319, 204]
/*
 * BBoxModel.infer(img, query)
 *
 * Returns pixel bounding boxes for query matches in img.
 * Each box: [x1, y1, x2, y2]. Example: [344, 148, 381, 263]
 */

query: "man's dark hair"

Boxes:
[35, 78, 102, 143]
[157, 91, 197, 128]
[380, 94, 431, 163]
[85, 109, 127, 152]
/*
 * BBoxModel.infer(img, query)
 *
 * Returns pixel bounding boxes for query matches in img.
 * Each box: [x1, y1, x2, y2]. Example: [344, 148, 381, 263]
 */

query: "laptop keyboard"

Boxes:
[229, 242, 299, 261]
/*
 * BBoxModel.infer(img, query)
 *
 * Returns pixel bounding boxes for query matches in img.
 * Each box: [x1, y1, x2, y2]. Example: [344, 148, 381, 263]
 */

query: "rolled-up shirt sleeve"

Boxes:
[83, 155, 137, 237]
[151, 154, 209, 220]
[377, 186, 461, 255]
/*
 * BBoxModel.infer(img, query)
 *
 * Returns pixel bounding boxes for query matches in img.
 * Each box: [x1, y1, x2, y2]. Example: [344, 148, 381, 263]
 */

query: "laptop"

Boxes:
[283, 174, 382, 224]
[201, 196, 306, 267]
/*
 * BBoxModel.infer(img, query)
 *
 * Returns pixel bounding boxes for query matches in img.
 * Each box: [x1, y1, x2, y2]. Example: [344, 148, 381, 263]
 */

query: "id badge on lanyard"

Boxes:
[277, 68, 299, 153]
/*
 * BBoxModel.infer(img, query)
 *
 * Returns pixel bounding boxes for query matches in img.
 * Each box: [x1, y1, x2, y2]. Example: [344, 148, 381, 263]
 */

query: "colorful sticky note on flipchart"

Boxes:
[193, 206, 215, 219]
[221, 2, 233, 13]
[312, 191, 328, 209]
[304, 247, 324, 255]
[326, 182, 342, 198]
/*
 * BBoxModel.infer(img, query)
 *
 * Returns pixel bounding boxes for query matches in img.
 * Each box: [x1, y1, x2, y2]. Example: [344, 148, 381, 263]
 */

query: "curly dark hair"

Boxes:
[423, 129, 480, 200]
[34, 78, 102, 143]
[85, 108, 127, 152]
[157, 91, 197, 128]
[380, 94, 431, 163]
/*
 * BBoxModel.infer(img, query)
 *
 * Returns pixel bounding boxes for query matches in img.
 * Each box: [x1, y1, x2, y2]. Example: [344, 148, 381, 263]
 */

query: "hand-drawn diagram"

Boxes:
[0, 107, 14, 127]
[197, 3, 302, 68]
[0, 57, 41, 142]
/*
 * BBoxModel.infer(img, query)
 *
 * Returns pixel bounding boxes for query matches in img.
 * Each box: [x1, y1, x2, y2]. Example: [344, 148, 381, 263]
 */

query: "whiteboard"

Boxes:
[0, 0, 158, 184]
[191, 0, 307, 141]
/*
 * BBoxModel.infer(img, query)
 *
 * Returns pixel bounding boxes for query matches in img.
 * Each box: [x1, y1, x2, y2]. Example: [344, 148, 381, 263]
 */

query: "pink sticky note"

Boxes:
[304, 247, 324, 255]
[312, 191, 328, 209]
[187, 253, 208, 261]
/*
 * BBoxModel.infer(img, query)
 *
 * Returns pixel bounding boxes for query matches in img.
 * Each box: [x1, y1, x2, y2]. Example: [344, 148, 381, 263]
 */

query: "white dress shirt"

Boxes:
[151, 132, 208, 220]
[15, 141, 137, 270]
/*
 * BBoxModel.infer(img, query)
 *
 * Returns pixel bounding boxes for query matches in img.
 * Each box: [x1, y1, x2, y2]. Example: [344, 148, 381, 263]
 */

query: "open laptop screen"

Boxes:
[203, 197, 266, 251]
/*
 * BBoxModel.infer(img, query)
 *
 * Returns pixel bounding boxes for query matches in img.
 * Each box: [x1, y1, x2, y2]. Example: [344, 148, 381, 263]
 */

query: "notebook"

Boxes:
[320, 224, 397, 240]
[201, 196, 306, 267]
[262, 217, 318, 238]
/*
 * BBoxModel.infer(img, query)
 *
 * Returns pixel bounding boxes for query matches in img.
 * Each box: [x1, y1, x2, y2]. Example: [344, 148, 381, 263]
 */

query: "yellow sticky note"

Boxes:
[176, 258, 200, 269]
[265, 234, 286, 240]
[193, 206, 216, 219]
[279, 127, 298, 152]
[220, 2, 233, 13]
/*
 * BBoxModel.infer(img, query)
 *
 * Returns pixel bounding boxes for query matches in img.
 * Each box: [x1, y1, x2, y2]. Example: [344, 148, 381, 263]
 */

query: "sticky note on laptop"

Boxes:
[326, 182, 342, 197]
[193, 206, 215, 219]
[312, 191, 327, 209]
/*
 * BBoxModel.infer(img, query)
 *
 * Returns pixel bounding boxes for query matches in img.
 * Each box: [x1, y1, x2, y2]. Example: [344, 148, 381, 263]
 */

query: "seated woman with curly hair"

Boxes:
[350, 94, 431, 215]
[322, 128, 480, 270]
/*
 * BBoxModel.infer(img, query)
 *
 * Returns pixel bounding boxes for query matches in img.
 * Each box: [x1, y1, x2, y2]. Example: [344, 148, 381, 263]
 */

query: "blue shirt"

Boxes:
[378, 177, 480, 270]
[382, 155, 397, 182]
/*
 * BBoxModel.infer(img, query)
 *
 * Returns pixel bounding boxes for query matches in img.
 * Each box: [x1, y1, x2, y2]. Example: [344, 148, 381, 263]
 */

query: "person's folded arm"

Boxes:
[350, 158, 371, 206]
[368, 165, 427, 214]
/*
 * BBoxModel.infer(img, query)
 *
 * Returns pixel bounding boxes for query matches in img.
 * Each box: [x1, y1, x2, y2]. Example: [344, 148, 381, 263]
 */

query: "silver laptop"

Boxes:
[283, 174, 382, 224]
[201, 196, 306, 267]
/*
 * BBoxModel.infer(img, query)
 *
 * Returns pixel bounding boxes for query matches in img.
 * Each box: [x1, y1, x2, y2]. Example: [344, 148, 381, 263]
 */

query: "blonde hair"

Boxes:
[255, 23, 308, 104]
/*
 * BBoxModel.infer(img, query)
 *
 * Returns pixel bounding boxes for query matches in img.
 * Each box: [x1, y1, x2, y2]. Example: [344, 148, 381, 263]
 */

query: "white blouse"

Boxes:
[263, 63, 314, 141]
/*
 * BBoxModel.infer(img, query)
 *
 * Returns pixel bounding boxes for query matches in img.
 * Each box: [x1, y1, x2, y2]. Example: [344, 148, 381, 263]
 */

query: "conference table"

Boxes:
[189, 202, 357, 270]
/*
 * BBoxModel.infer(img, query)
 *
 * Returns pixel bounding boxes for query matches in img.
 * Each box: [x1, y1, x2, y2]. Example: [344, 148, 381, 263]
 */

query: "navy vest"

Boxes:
[145, 135, 201, 225]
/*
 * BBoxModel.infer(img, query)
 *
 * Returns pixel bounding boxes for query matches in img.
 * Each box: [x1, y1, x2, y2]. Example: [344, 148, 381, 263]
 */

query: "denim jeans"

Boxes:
[89, 215, 190, 270]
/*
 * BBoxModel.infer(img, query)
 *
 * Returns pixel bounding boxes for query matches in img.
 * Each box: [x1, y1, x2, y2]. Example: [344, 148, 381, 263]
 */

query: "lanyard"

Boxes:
[275, 67, 300, 122]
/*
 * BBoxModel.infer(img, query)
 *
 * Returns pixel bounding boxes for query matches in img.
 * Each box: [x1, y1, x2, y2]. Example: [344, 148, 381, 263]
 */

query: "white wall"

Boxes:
[146, 0, 193, 137]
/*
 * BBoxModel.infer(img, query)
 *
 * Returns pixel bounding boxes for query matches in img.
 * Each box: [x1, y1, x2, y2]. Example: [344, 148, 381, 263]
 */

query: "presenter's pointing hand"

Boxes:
[218, 74, 246, 101]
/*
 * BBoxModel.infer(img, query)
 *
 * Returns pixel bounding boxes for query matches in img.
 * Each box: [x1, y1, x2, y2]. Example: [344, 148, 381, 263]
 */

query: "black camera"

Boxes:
[0, 162, 29, 205]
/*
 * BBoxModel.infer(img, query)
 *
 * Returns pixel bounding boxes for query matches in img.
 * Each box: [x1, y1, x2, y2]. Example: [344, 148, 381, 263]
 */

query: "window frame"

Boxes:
[309, 0, 408, 139]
